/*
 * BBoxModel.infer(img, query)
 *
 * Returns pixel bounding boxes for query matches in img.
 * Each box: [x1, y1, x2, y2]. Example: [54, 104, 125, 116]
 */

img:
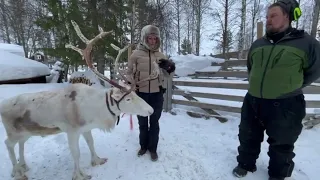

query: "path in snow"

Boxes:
[0, 84, 319, 180]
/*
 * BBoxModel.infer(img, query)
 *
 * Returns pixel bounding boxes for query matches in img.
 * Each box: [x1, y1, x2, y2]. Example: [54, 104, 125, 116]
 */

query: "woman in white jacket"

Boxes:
[127, 24, 175, 161]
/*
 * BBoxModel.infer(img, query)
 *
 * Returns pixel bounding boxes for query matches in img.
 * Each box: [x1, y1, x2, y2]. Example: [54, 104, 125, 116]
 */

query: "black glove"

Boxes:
[159, 59, 176, 74]
[159, 86, 166, 94]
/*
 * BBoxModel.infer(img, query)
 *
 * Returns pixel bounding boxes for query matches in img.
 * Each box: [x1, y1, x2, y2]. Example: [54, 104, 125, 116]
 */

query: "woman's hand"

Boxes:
[158, 59, 176, 74]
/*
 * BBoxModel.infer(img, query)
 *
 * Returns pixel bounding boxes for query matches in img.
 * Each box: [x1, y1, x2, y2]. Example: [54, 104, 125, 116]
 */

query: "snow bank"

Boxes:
[171, 54, 224, 76]
[46, 61, 64, 83]
[0, 43, 25, 57]
[0, 49, 50, 81]
[197, 66, 221, 72]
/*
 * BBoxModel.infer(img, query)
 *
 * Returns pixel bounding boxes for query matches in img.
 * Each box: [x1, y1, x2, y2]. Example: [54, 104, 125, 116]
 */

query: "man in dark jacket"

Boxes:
[232, 0, 320, 180]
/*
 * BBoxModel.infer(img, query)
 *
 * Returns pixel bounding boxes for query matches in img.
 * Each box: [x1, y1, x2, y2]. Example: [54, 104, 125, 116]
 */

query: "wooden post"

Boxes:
[163, 73, 173, 112]
[163, 75, 168, 111]
[167, 74, 173, 111]
[128, 46, 132, 59]
[257, 21, 263, 39]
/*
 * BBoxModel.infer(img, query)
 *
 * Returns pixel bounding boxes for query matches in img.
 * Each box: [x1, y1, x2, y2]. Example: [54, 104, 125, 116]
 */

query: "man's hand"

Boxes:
[158, 59, 176, 74]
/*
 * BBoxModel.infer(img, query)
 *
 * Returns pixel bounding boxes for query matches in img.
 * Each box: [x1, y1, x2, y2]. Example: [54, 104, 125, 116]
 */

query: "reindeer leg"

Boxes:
[5, 138, 27, 180]
[82, 131, 107, 166]
[67, 132, 91, 180]
[18, 139, 29, 172]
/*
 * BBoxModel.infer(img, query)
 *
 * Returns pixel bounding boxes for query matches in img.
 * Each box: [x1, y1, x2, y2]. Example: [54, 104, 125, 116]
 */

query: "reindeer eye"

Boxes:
[126, 98, 131, 101]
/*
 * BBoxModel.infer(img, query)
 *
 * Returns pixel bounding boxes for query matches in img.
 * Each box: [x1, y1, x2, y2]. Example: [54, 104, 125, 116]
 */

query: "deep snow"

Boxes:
[0, 83, 319, 180]
[170, 54, 224, 76]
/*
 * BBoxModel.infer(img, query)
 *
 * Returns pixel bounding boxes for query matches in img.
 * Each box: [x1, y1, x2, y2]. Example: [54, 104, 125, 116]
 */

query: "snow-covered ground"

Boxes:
[0, 54, 319, 180]
[0, 83, 319, 180]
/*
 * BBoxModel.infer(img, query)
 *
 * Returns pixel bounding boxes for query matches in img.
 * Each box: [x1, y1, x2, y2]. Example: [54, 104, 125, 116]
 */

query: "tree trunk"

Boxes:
[295, 0, 301, 28]
[88, 0, 104, 77]
[238, 0, 246, 59]
[195, 0, 201, 56]
[131, 0, 136, 44]
[223, 0, 228, 59]
[0, 0, 10, 43]
[311, 0, 320, 38]
[176, 0, 181, 54]
[251, 0, 256, 43]
[191, 0, 195, 53]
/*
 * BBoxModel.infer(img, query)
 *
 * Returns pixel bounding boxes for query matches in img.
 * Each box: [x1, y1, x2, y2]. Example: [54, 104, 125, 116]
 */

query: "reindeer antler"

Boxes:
[65, 20, 126, 91]
[110, 43, 133, 82]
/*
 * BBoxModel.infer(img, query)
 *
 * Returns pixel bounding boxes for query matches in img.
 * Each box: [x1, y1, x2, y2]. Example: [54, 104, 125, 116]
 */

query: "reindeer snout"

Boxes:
[147, 107, 154, 115]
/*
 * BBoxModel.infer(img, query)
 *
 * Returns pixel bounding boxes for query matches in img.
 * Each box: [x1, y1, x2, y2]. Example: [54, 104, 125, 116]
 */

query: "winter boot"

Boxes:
[232, 165, 257, 178]
[137, 148, 147, 157]
[150, 152, 158, 161]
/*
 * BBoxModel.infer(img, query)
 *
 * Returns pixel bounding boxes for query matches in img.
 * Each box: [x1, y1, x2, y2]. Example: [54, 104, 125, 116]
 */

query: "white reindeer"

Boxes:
[0, 20, 160, 180]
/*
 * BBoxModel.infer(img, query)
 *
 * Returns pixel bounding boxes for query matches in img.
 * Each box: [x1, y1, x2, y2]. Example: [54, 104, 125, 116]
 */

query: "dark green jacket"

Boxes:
[247, 29, 320, 99]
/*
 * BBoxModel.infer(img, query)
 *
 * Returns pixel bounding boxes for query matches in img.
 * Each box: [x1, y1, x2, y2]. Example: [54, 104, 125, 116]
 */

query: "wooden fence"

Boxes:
[162, 72, 320, 128]
[194, 59, 247, 78]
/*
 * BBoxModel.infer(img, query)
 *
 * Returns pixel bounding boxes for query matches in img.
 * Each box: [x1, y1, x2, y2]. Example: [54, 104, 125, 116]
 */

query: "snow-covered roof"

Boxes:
[0, 43, 25, 57]
[0, 49, 50, 82]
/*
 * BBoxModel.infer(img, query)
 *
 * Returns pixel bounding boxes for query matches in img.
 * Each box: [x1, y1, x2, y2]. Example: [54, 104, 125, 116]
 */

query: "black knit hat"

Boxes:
[271, 0, 300, 22]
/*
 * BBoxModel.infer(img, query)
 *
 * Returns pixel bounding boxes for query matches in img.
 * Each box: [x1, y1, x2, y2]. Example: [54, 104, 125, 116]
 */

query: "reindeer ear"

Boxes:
[110, 89, 123, 101]
[118, 80, 131, 90]
[118, 80, 125, 87]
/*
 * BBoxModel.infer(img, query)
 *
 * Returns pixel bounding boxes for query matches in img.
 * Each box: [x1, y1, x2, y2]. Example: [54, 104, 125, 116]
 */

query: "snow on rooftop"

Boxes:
[0, 49, 50, 82]
[0, 43, 25, 57]
[171, 54, 224, 76]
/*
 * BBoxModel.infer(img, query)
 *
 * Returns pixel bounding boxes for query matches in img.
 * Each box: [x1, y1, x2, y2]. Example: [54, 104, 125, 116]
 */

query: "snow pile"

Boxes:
[0, 49, 50, 81]
[51, 61, 63, 73]
[69, 69, 111, 89]
[0, 43, 25, 57]
[232, 66, 247, 71]
[197, 66, 221, 72]
[170, 54, 224, 76]
[313, 109, 320, 118]
[46, 61, 64, 83]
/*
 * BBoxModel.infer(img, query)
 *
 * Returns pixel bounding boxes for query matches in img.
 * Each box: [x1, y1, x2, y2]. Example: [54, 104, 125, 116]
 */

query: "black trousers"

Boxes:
[136, 91, 164, 153]
[236, 92, 306, 178]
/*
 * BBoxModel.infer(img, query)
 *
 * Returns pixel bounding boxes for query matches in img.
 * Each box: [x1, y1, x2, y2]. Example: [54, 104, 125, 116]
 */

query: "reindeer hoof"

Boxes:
[12, 165, 28, 180]
[91, 157, 107, 166]
[72, 171, 92, 180]
[15, 175, 28, 180]
[20, 164, 29, 172]
[72, 174, 91, 180]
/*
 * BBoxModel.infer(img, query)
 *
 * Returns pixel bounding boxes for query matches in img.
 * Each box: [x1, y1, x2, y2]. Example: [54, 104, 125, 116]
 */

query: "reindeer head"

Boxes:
[66, 20, 160, 117]
[109, 81, 153, 117]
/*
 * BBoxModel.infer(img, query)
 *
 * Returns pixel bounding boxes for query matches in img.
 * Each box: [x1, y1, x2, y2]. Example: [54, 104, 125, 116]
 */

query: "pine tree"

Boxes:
[180, 38, 192, 55]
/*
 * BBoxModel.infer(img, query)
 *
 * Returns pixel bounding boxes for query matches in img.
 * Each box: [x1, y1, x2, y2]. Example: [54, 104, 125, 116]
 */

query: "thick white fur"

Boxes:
[0, 83, 153, 180]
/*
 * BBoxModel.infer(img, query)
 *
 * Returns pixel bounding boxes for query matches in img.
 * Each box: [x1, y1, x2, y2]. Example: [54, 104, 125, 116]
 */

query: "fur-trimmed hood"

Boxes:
[139, 25, 161, 51]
